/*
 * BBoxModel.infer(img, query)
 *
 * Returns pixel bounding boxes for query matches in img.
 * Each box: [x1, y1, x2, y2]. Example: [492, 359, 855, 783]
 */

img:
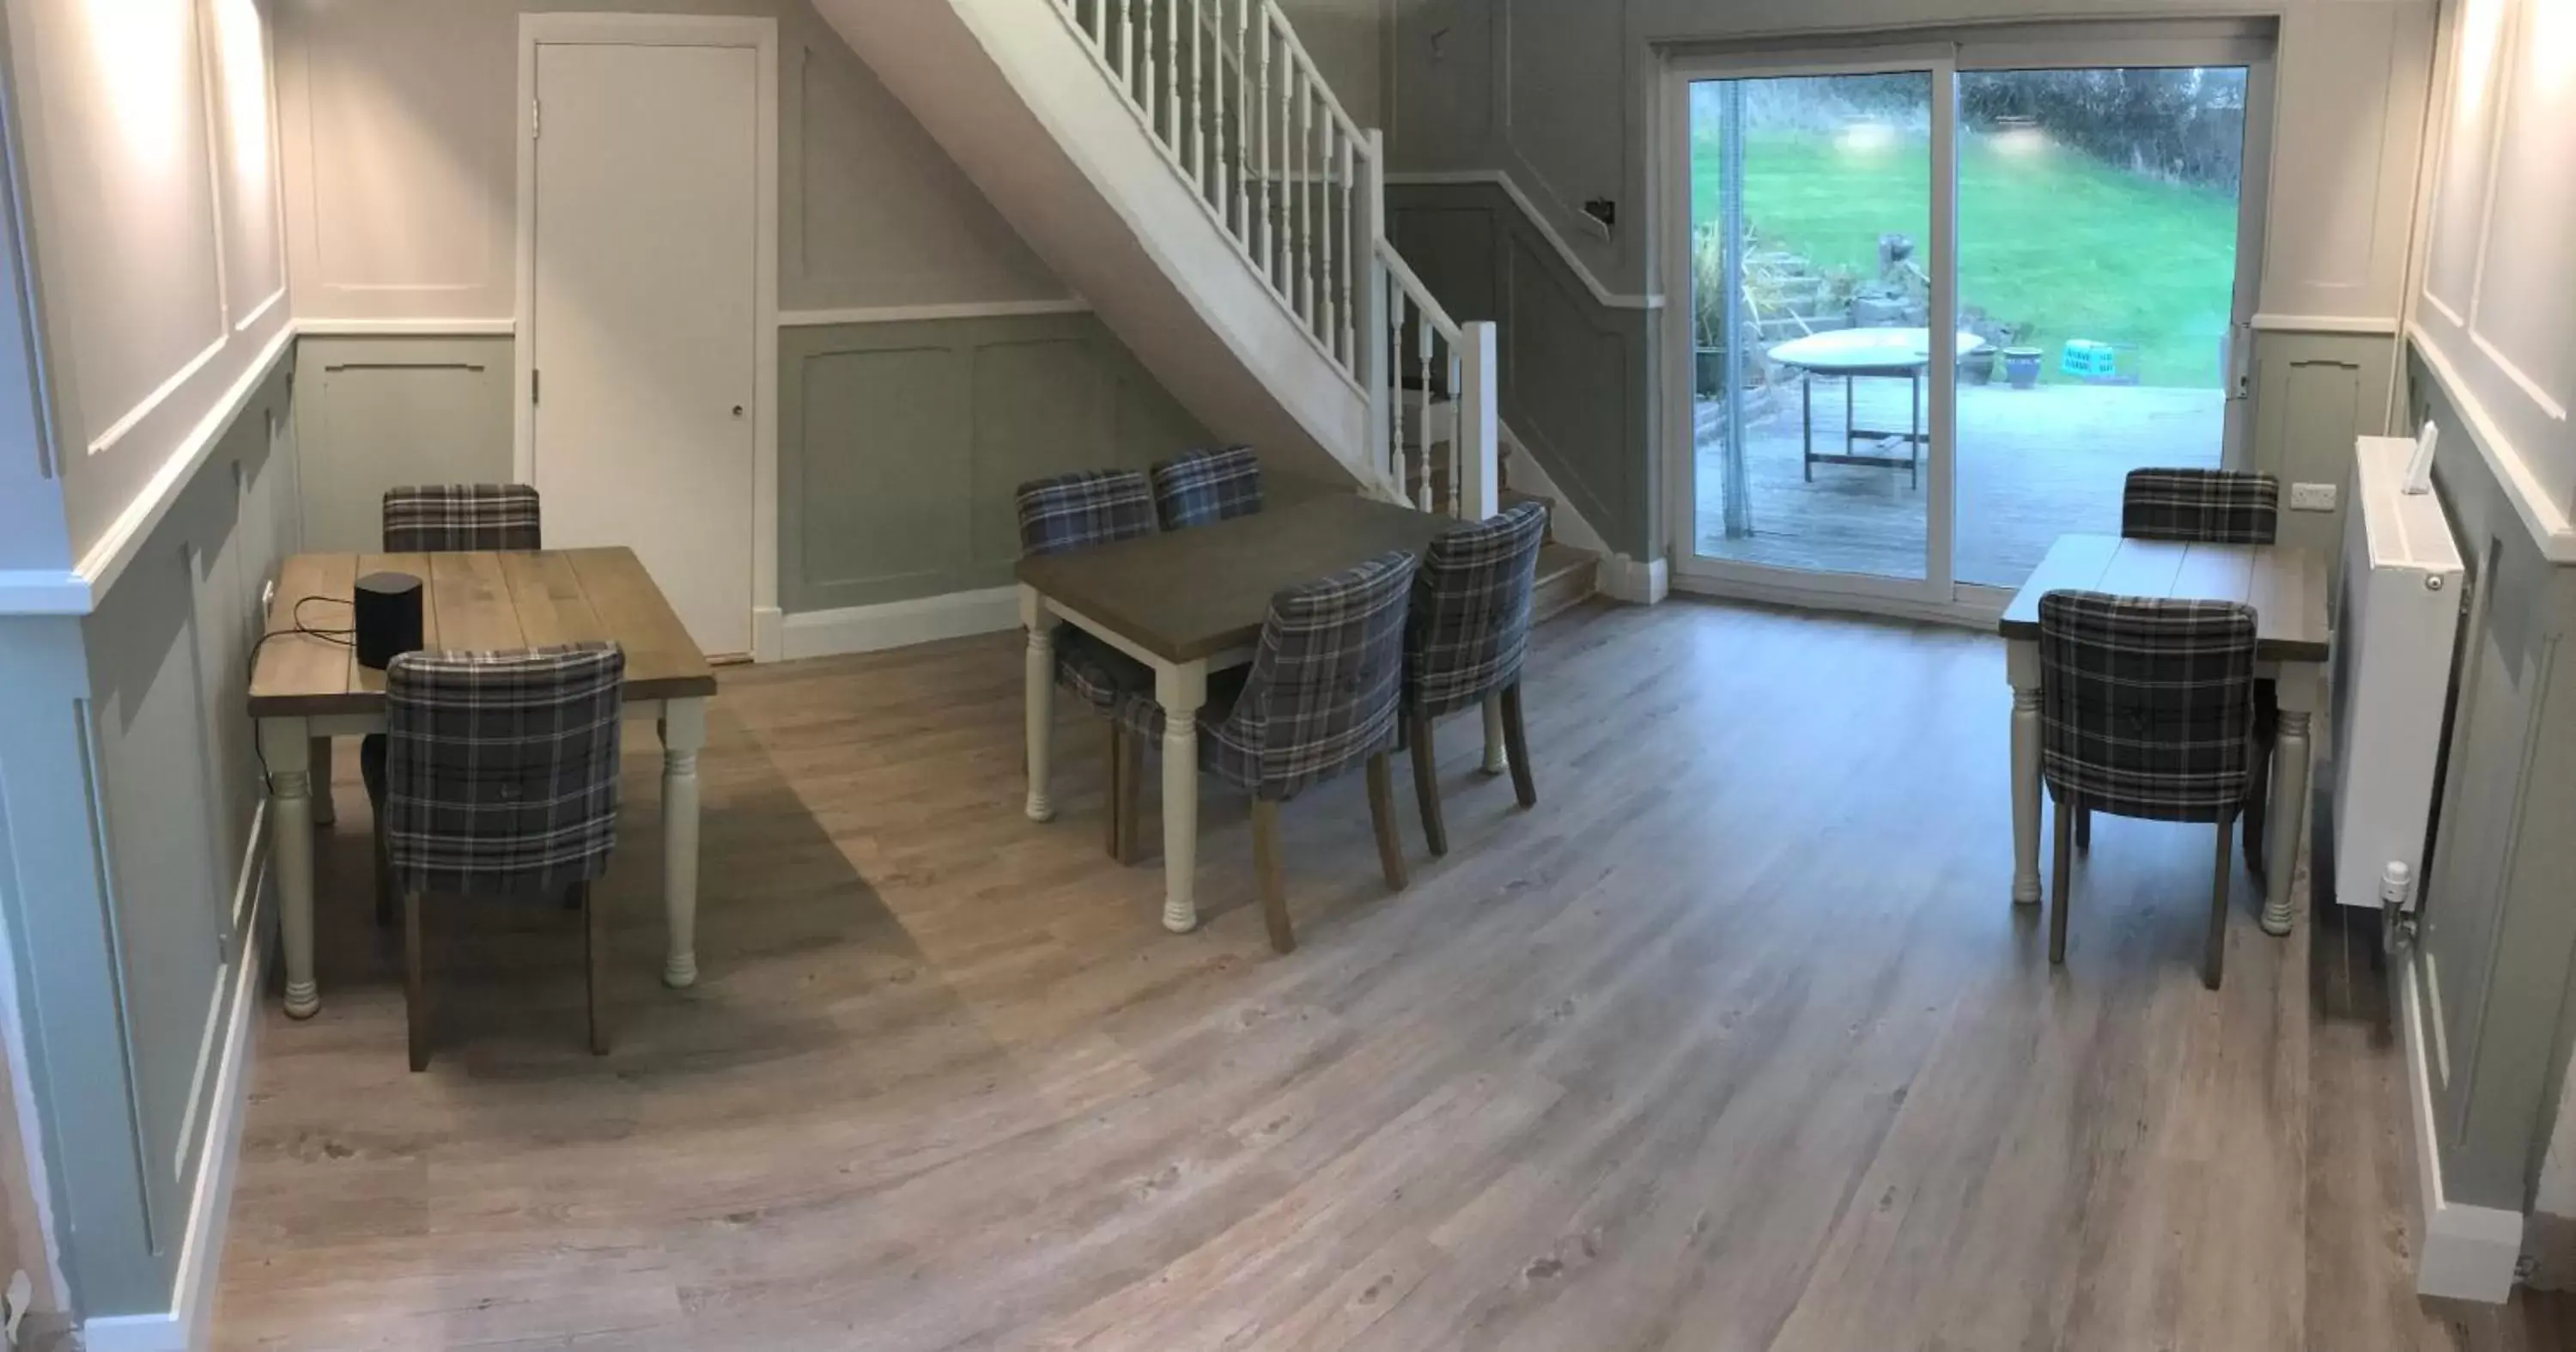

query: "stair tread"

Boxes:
[1535, 542, 1596, 576]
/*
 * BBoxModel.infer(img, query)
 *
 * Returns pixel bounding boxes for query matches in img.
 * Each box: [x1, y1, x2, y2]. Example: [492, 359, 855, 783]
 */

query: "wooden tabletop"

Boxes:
[1014, 495, 1455, 663]
[1998, 533, 2331, 662]
[248, 546, 718, 717]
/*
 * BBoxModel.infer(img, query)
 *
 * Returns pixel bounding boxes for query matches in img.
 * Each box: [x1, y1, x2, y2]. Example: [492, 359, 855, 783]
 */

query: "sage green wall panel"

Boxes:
[780, 314, 1212, 614]
[2248, 330, 2397, 559]
[1389, 180, 1655, 557]
[797, 343, 969, 600]
[293, 336, 513, 554]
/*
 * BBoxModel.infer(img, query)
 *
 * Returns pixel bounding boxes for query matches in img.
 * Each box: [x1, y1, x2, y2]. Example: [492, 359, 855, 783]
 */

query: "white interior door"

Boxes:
[529, 40, 758, 657]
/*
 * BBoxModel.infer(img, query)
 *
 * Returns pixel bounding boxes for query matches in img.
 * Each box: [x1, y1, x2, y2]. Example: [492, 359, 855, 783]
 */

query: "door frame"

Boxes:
[1657, 49, 1963, 616]
[1656, 28, 2275, 626]
[513, 13, 780, 656]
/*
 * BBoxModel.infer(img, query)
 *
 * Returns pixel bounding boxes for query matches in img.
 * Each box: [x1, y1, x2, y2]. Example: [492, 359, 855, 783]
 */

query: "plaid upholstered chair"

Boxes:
[1149, 446, 1262, 532]
[2038, 591, 2257, 990]
[363, 485, 549, 887]
[382, 484, 544, 552]
[1015, 470, 1158, 856]
[365, 643, 625, 1069]
[1112, 551, 1419, 953]
[2117, 466, 2281, 874]
[2119, 468, 2279, 545]
[1402, 501, 1547, 855]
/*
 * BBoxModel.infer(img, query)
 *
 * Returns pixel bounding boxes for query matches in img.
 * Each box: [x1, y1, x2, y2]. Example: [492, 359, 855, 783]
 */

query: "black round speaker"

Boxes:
[354, 571, 424, 670]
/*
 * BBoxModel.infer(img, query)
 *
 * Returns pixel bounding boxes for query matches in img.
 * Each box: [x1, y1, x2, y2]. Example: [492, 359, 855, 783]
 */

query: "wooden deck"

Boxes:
[1695, 380, 2226, 585]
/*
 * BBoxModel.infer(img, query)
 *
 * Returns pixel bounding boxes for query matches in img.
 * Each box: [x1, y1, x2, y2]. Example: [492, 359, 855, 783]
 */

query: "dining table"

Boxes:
[246, 545, 718, 1017]
[1014, 494, 1455, 932]
[1999, 532, 2331, 937]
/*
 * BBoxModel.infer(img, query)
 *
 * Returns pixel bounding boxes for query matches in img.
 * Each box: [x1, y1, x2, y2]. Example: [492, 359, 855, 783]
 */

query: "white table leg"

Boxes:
[659, 697, 708, 988]
[1480, 693, 1509, 776]
[259, 719, 321, 1018]
[1157, 660, 1209, 934]
[2263, 662, 2320, 937]
[1021, 587, 1056, 823]
[308, 735, 336, 826]
[2008, 639, 2043, 906]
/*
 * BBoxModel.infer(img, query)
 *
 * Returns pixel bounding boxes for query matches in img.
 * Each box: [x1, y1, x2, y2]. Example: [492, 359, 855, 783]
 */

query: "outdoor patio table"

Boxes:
[1768, 327, 1990, 488]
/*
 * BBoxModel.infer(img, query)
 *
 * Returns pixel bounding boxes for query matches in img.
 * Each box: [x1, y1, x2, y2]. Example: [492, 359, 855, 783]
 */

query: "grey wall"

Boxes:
[0, 357, 297, 1319]
[782, 314, 1217, 611]
[2395, 349, 2576, 1232]
[1389, 180, 1655, 556]
[291, 336, 513, 554]
[2249, 329, 2400, 558]
[274, 0, 1071, 321]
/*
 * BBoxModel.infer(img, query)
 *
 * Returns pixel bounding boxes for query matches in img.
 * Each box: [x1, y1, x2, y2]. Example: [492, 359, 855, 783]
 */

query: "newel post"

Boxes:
[1457, 320, 1499, 521]
[1358, 128, 1392, 492]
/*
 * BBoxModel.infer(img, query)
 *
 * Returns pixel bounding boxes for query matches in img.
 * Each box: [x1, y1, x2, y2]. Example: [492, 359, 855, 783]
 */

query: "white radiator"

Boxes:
[2329, 435, 2465, 910]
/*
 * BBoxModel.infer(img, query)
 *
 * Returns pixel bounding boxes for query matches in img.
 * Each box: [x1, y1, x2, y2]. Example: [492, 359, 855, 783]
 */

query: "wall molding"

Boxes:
[2401, 954, 2525, 1303]
[1385, 170, 1662, 311]
[2251, 313, 2402, 335]
[781, 587, 1020, 661]
[85, 334, 227, 460]
[778, 298, 1091, 326]
[81, 809, 266, 1352]
[295, 317, 514, 338]
[228, 289, 286, 336]
[71, 324, 295, 611]
[2412, 326, 2576, 563]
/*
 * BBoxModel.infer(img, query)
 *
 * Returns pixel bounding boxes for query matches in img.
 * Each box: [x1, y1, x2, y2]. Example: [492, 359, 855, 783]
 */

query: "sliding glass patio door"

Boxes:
[1673, 58, 1958, 605]
[1664, 32, 2269, 616]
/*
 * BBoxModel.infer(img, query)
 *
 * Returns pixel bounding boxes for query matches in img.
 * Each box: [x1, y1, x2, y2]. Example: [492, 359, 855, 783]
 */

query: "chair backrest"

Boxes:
[2038, 589, 2256, 823]
[2120, 468, 2278, 545]
[381, 643, 626, 897]
[1013, 469, 1156, 557]
[1150, 446, 1263, 532]
[382, 484, 543, 553]
[1232, 550, 1418, 801]
[1406, 500, 1548, 719]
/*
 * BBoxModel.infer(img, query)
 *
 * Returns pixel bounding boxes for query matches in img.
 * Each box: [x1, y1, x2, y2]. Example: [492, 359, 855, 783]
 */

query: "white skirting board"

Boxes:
[2400, 954, 2524, 1303]
[779, 587, 1021, 661]
[1599, 554, 1668, 606]
[82, 811, 270, 1352]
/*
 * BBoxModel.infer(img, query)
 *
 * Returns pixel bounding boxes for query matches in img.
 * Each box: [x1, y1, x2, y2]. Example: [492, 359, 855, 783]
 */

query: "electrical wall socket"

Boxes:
[2288, 482, 2337, 512]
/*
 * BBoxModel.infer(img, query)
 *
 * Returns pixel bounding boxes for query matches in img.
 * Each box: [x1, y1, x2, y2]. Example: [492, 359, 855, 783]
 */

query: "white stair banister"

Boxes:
[1044, 0, 1496, 518]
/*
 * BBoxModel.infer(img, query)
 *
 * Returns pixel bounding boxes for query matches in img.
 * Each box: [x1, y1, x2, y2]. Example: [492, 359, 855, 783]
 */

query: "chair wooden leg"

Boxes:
[1408, 708, 1448, 856]
[2243, 754, 2271, 879]
[581, 881, 609, 1055]
[373, 823, 395, 928]
[1116, 725, 1145, 865]
[1250, 799, 1293, 954]
[2205, 812, 2234, 990]
[1103, 723, 1124, 859]
[1501, 681, 1536, 808]
[403, 889, 428, 1072]
[2049, 797, 2075, 966]
[2074, 807, 2091, 851]
[1366, 752, 1409, 892]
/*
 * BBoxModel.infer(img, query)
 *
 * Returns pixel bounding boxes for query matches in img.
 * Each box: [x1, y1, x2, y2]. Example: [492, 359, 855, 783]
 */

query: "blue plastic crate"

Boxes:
[2061, 339, 2117, 379]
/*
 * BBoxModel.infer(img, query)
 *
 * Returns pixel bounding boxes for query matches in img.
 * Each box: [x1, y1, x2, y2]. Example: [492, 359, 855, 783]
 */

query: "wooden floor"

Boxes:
[1694, 381, 2224, 584]
[213, 600, 2573, 1350]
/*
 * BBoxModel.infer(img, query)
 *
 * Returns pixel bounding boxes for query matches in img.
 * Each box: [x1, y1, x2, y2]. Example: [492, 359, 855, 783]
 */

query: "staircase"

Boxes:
[814, 0, 1594, 607]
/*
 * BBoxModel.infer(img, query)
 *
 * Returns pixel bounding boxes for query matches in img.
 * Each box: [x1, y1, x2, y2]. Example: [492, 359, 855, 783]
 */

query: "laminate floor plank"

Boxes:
[212, 599, 2576, 1350]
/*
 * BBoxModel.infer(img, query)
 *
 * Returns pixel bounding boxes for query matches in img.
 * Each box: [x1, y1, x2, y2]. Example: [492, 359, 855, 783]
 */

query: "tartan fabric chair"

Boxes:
[2038, 591, 2257, 989]
[363, 642, 625, 1069]
[1113, 551, 1419, 953]
[1402, 502, 1548, 855]
[382, 484, 544, 552]
[1015, 470, 1158, 856]
[1149, 446, 1263, 532]
[2117, 466, 2281, 874]
[2119, 468, 2278, 545]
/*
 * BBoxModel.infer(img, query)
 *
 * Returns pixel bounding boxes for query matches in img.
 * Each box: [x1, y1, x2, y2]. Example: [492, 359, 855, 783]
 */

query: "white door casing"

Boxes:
[515, 15, 779, 659]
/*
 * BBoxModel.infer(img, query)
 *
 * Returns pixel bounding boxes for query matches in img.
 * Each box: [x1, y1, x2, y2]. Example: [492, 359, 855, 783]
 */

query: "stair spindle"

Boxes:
[1388, 275, 1410, 504]
[1187, 0, 1202, 186]
[1317, 112, 1335, 356]
[1115, 0, 1132, 87]
[1253, 20, 1270, 286]
[1336, 132, 1355, 367]
[1230, 0, 1249, 241]
[1162, 0, 1178, 149]
[1449, 349, 1465, 515]
[1292, 73, 1310, 326]
[1414, 309, 1434, 508]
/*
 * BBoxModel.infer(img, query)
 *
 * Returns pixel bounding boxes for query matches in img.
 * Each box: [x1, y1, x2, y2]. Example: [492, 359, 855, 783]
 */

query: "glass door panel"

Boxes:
[1687, 71, 1936, 582]
[1951, 67, 2251, 591]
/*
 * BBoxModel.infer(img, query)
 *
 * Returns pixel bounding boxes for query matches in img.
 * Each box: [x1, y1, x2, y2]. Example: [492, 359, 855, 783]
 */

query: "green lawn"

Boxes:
[1692, 131, 2240, 387]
